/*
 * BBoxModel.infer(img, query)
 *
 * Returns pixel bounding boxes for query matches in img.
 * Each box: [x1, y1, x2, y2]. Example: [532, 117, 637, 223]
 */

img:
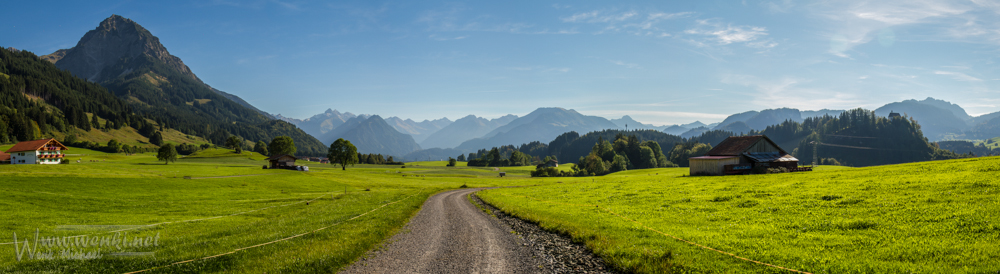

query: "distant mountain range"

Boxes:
[873, 97, 1000, 141]
[453, 108, 619, 151]
[278, 109, 363, 139]
[282, 97, 1000, 160]
[320, 115, 421, 157]
[420, 114, 517, 149]
[384, 116, 452, 144]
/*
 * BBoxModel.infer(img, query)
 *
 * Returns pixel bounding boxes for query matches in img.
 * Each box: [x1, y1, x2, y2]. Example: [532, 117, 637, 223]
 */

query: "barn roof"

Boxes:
[744, 152, 798, 162]
[4, 138, 67, 153]
[704, 135, 786, 156]
[0, 151, 9, 162]
[266, 154, 297, 161]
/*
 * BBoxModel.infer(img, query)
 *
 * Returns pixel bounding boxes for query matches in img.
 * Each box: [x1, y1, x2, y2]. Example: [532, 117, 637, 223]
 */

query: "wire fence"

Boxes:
[0, 193, 334, 246]
[122, 192, 420, 274]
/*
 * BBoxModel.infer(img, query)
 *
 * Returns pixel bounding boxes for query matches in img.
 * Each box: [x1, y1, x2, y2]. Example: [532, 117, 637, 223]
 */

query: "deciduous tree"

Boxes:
[157, 144, 177, 165]
[226, 136, 243, 153]
[269, 136, 296, 156]
[254, 140, 268, 156]
[327, 138, 358, 170]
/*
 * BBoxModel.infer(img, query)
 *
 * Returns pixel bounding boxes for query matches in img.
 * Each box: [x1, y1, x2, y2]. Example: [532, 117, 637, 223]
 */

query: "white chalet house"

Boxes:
[5, 138, 68, 165]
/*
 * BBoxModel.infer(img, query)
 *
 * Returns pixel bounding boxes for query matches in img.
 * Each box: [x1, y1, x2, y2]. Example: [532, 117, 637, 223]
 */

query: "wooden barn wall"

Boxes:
[745, 139, 782, 154]
[690, 157, 740, 176]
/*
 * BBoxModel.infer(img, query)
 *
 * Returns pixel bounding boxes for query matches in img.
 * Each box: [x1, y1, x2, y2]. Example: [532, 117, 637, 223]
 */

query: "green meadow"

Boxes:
[3, 145, 998, 273]
[0, 146, 542, 273]
[478, 157, 1000, 273]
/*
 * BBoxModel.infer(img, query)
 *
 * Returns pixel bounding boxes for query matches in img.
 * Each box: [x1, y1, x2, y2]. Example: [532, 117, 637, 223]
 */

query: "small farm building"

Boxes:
[540, 159, 558, 168]
[267, 154, 297, 169]
[0, 151, 10, 164]
[5, 138, 68, 165]
[689, 135, 802, 176]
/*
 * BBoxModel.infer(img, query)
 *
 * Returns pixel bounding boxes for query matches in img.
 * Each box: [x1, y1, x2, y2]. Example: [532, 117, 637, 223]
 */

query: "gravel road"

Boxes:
[341, 188, 546, 274]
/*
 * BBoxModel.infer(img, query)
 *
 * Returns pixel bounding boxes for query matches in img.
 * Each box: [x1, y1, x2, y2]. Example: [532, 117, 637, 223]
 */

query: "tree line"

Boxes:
[0, 48, 155, 145]
[461, 108, 968, 177]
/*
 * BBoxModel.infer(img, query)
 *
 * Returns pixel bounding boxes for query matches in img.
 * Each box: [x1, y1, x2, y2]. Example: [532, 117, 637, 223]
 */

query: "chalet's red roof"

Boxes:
[4, 138, 67, 153]
[0, 151, 9, 162]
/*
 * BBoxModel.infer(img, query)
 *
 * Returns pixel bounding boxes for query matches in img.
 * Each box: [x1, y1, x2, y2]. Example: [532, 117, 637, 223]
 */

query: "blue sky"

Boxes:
[3, 0, 999, 125]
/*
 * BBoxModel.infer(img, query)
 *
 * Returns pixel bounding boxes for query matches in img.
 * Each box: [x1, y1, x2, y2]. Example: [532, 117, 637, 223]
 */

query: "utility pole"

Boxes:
[810, 141, 818, 166]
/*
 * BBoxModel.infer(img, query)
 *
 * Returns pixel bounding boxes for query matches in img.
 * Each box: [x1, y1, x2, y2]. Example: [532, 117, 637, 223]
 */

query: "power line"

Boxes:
[822, 134, 877, 139]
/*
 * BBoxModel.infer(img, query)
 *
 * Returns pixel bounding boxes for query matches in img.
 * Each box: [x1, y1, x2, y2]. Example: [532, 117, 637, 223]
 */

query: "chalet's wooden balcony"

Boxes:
[39, 154, 65, 159]
[41, 146, 62, 151]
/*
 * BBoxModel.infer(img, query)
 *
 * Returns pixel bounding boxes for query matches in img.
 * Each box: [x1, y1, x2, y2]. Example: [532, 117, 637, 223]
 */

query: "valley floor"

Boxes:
[0, 147, 544, 273]
[1, 146, 997, 273]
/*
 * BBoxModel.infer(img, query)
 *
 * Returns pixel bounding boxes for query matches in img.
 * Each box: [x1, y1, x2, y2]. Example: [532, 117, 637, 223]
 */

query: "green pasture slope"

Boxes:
[0, 147, 543, 273]
[479, 158, 1000, 273]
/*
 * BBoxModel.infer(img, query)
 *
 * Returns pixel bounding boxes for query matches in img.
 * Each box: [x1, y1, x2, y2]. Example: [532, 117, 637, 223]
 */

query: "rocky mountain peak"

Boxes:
[44, 15, 199, 83]
[97, 14, 133, 31]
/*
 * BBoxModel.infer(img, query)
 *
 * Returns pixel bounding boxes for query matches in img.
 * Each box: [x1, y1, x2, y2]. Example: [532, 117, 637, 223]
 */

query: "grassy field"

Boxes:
[4, 145, 998, 273]
[478, 158, 1000, 273]
[0, 148, 545, 273]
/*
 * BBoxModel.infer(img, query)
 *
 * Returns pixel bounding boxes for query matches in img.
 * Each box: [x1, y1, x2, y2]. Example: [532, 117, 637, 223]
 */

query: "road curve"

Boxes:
[341, 188, 545, 274]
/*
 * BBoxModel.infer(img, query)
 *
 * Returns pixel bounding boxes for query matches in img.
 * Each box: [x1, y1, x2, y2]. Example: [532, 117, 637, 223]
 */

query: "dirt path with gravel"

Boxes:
[341, 188, 546, 274]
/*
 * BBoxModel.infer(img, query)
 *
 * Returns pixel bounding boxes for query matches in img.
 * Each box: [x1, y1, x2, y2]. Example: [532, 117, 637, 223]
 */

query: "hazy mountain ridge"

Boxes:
[700, 98, 1000, 142]
[286, 109, 360, 139]
[420, 114, 518, 149]
[320, 115, 421, 157]
[610, 115, 666, 131]
[454, 108, 620, 151]
[871, 97, 1000, 141]
[385, 116, 452, 144]
[714, 108, 813, 131]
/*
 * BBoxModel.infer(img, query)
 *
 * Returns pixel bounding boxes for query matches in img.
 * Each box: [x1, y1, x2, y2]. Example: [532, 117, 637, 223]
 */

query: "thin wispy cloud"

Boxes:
[560, 10, 692, 37]
[560, 10, 637, 23]
[814, 0, 1000, 58]
[762, 0, 795, 13]
[417, 4, 566, 36]
[648, 12, 693, 20]
[205, 0, 301, 10]
[721, 74, 864, 110]
[934, 71, 983, 82]
[610, 60, 640, 69]
[683, 20, 776, 48]
[428, 34, 468, 41]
